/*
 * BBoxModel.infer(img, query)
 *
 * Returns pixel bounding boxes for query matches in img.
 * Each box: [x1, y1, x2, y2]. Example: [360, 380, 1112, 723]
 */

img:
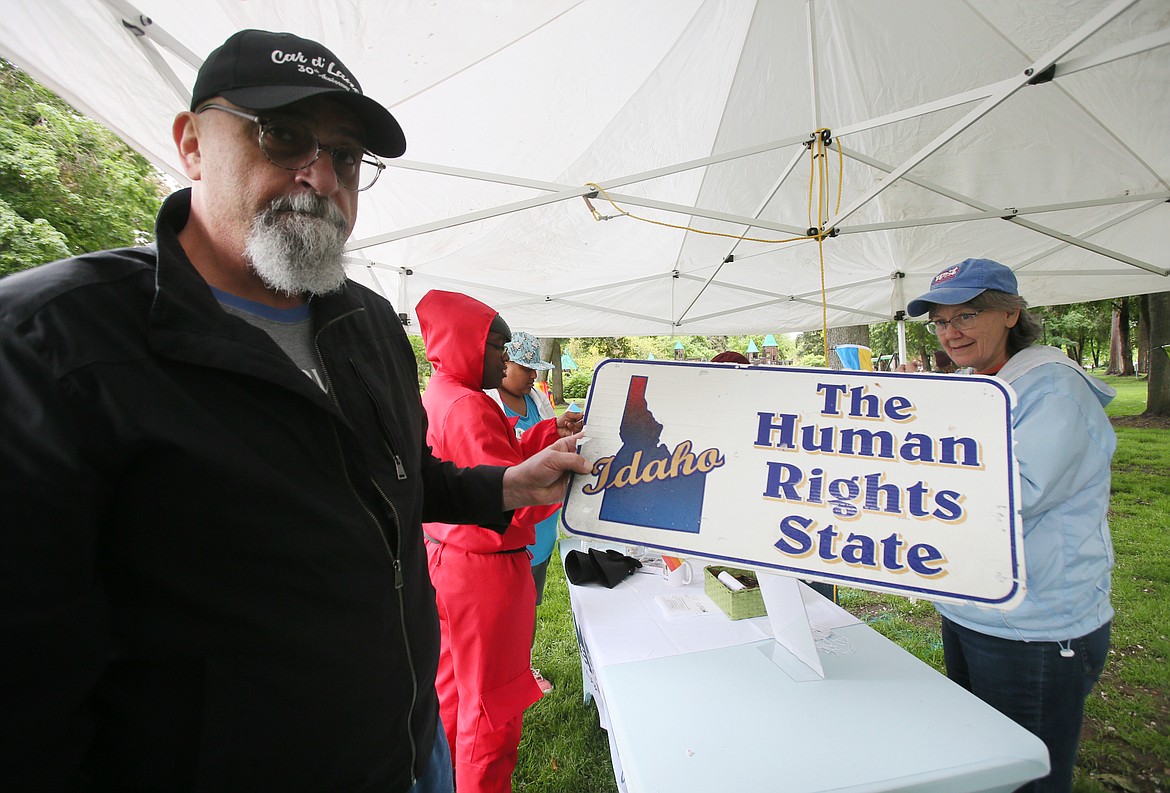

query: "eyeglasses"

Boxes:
[926, 310, 985, 335]
[485, 341, 509, 354]
[198, 104, 386, 192]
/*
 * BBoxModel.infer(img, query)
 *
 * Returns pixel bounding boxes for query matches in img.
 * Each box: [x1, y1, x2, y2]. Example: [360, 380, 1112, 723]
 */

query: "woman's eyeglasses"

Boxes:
[925, 310, 984, 335]
[198, 104, 385, 192]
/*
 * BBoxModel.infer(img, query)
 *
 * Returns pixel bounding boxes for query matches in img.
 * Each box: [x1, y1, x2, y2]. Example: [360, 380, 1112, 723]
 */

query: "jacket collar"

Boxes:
[147, 188, 358, 410]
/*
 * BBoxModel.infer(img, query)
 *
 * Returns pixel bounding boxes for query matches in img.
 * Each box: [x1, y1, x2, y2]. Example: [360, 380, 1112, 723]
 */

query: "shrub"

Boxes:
[563, 371, 592, 400]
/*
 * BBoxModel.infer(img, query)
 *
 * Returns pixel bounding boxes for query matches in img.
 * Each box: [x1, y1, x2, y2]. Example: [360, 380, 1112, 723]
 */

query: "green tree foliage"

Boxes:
[563, 371, 592, 400]
[408, 334, 432, 386]
[565, 334, 795, 371]
[0, 61, 166, 276]
[868, 320, 939, 370]
[794, 329, 829, 367]
[1036, 302, 1110, 366]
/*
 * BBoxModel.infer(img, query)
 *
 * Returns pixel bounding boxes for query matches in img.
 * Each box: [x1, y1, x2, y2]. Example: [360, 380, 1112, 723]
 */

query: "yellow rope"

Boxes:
[805, 129, 844, 361]
[581, 129, 845, 356]
[583, 183, 811, 245]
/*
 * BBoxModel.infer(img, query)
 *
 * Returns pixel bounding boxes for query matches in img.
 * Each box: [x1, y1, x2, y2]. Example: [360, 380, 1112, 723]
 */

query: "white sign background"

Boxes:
[563, 360, 1025, 609]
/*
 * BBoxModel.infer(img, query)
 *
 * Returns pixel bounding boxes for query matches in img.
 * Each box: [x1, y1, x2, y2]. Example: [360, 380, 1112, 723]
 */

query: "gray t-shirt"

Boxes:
[212, 287, 326, 392]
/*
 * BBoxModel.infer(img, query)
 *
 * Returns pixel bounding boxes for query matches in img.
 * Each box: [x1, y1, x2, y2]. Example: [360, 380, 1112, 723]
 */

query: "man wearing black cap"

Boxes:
[0, 30, 587, 792]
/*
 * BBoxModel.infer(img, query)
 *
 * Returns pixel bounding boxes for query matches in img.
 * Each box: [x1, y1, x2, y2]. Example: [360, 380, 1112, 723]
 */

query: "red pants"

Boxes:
[427, 543, 543, 793]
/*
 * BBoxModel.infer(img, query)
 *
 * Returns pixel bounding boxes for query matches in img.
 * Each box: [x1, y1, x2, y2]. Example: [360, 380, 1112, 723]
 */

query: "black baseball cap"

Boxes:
[191, 29, 406, 158]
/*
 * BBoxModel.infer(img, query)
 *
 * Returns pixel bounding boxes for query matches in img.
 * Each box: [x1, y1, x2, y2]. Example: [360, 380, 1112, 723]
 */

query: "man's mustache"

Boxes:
[264, 193, 347, 232]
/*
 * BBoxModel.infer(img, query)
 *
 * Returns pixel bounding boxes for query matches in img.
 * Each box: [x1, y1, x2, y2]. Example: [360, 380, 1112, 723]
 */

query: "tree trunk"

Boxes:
[826, 325, 871, 370]
[1107, 300, 1135, 375]
[1146, 292, 1170, 417]
[539, 338, 564, 405]
[1137, 295, 1150, 374]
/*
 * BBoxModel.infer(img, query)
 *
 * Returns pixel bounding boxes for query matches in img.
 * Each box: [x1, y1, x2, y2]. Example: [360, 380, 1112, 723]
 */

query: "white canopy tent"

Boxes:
[2, 0, 1168, 347]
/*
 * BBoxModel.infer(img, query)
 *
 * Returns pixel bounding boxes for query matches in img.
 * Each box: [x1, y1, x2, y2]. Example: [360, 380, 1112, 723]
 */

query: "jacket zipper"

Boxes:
[314, 310, 421, 782]
[350, 360, 408, 480]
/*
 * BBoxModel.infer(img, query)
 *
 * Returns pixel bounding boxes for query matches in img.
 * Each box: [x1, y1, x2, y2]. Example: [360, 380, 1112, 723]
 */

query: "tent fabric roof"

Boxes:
[2, 0, 1167, 337]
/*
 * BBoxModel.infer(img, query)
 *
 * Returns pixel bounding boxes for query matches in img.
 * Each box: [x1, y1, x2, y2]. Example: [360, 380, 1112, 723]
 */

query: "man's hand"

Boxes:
[503, 432, 591, 510]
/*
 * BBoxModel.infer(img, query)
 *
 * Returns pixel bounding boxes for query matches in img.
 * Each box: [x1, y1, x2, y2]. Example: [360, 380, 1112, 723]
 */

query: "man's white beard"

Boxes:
[244, 192, 349, 297]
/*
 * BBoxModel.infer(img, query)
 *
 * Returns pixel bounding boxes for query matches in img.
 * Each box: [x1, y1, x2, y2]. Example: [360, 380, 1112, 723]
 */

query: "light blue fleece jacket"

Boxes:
[936, 345, 1116, 641]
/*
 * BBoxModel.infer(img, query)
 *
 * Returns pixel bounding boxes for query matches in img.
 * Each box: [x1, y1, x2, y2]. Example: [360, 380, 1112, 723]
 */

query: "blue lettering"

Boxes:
[817, 383, 849, 416]
[884, 395, 914, 421]
[775, 514, 815, 556]
[940, 436, 981, 467]
[755, 412, 798, 449]
[839, 428, 896, 459]
[907, 543, 946, 576]
[932, 490, 964, 521]
[841, 533, 876, 566]
[763, 462, 804, 500]
[880, 533, 906, 571]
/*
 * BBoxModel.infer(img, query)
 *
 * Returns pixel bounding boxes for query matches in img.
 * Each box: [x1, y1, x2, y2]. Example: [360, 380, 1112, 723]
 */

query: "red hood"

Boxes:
[417, 288, 559, 551]
[417, 289, 497, 389]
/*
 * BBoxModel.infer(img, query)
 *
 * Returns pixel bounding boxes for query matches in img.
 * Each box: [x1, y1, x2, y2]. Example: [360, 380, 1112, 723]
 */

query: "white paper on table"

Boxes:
[569, 564, 771, 666]
[654, 594, 713, 618]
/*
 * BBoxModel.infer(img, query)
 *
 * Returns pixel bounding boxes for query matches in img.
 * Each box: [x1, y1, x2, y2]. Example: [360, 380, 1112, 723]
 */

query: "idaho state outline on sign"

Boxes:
[561, 359, 1026, 609]
[595, 375, 717, 533]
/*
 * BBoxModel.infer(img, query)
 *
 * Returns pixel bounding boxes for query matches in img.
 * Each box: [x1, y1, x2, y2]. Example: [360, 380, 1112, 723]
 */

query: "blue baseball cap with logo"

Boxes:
[907, 258, 1019, 317]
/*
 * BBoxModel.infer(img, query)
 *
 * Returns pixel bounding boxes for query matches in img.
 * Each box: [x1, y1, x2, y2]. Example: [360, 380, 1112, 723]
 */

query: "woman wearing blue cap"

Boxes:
[906, 258, 1116, 793]
[488, 332, 563, 695]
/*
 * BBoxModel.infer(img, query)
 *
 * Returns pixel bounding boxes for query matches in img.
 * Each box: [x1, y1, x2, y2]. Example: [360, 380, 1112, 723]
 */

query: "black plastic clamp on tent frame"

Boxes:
[121, 14, 153, 36]
[806, 226, 840, 238]
[802, 128, 834, 151]
[1025, 64, 1057, 85]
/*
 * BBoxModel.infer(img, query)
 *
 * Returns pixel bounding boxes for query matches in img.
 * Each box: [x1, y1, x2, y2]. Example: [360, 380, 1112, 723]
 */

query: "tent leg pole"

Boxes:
[897, 317, 908, 369]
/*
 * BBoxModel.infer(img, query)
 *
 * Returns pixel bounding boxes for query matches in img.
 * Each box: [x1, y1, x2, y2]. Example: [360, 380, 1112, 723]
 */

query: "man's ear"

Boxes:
[173, 112, 202, 180]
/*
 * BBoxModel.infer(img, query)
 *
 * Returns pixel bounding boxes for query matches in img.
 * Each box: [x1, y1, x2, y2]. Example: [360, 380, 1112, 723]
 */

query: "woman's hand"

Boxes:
[556, 410, 584, 437]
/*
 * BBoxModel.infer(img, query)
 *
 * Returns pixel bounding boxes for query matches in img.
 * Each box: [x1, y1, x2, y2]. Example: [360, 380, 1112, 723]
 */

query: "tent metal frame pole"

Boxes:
[675, 147, 810, 325]
[97, 0, 202, 66]
[1007, 216, 1169, 276]
[673, 271, 893, 326]
[351, 134, 810, 250]
[895, 272, 909, 366]
[722, 148, 809, 261]
[806, 0, 823, 130]
[682, 296, 890, 328]
[1014, 199, 1170, 274]
[98, 0, 202, 105]
[842, 192, 1170, 234]
[1053, 26, 1170, 77]
[829, 17, 1170, 144]
[823, 0, 1141, 233]
[838, 145, 1166, 275]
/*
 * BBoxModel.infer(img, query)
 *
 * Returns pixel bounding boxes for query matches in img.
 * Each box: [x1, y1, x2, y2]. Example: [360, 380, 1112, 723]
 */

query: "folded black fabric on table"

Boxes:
[565, 548, 642, 588]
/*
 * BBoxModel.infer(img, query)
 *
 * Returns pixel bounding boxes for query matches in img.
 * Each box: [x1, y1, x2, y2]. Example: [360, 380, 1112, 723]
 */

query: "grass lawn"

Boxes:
[517, 376, 1168, 792]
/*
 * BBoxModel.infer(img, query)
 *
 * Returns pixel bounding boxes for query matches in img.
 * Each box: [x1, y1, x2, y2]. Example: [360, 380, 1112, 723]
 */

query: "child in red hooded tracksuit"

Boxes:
[416, 289, 569, 793]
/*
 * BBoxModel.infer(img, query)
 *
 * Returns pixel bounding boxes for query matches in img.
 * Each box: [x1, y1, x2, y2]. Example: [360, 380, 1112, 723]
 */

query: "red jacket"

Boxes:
[418, 290, 558, 552]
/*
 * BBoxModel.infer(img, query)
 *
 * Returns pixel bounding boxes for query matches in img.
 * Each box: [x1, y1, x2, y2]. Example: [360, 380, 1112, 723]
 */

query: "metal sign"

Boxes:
[563, 359, 1025, 608]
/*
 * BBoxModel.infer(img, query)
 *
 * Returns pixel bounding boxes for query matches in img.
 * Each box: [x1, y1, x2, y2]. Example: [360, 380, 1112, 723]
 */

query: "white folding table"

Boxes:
[563, 541, 1049, 793]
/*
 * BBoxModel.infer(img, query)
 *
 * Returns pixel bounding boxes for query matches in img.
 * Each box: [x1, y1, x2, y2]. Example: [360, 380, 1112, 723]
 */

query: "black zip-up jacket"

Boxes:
[0, 189, 509, 792]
